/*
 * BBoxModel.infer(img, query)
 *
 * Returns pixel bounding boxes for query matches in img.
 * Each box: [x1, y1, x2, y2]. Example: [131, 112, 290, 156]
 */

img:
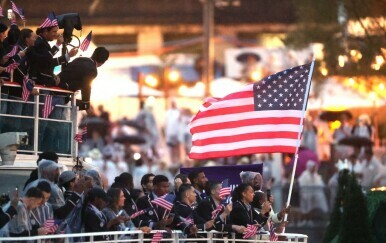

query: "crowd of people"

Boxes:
[0, 151, 291, 242]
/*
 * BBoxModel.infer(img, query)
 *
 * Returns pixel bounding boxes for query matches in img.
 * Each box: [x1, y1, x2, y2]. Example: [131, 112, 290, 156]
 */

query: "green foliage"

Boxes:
[285, 0, 386, 78]
[323, 170, 375, 243]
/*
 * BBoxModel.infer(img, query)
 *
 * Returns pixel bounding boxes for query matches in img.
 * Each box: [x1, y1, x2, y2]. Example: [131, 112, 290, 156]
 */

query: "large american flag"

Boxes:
[189, 63, 314, 160]
[243, 224, 262, 239]
[42, 95, 59, 118]
[151, 194, 175, 211]
[80, 31, 92, 52]
[151, 231, 163, 243]
[11, 1, 25, 21]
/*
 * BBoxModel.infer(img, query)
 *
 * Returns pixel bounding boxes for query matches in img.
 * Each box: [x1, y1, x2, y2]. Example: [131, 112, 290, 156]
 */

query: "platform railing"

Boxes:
[0, 81, 78, 158]
[0, 230, 308, 243]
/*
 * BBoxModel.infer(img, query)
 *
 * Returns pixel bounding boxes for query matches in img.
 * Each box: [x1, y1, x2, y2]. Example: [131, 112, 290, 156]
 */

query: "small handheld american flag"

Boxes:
[80, 31, 92, 52]
[6, 45, 19, 57]
[130, 208, 149, 219]
[151, 194, 175, 211]
[44, 219, 59, 234]
[211, 203, 224, 220]
[219, 179, 231, 199]
[243, 224, 261, 239]
[74, 126, 87, 143]
[42, 95, 59, 118]
[40, 12, 58, 28]
[22, 76, 32, 102]
[4, 62, 20, 73]
[151, 231, 163, 243]
[11, 1, 25, 21]
[269, 220, 279, 241]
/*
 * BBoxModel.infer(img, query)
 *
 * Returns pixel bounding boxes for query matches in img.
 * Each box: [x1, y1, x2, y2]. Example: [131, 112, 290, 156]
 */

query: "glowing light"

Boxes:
[168, 70, 180, 83]
[349, 49, 362, 62]
[375, 55, 384, 65]
[144, 75, 158, 87]
[250, 70, 262, 81]
[320, 67, 328, 76]
[195, 81, 205, 90]
[146, 96, 156, 106]
[330, 120, 341, 130]
[348, 78, 355, 86]
[379, 83, 385, 90]
[371, 186, 386, 192]
[133, 152, 141, 160]
[369, 92, 377, 100]
[178, 85, 189, 94]
[338, 55, 346, 67]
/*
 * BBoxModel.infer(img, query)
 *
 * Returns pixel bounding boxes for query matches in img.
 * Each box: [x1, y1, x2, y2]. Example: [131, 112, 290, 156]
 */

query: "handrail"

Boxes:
[2, 81, 75, 94]
[0, 81, 78, 158]
[0, 230, 308, 243]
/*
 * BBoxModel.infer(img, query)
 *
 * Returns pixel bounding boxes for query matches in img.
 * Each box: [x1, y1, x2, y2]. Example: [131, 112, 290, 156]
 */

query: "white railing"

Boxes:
[0, 230, 308, 243]
[0, 81, 78, 157]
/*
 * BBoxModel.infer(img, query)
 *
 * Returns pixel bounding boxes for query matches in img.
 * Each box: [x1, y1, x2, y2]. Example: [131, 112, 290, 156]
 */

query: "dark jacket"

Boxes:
[136, 192, 168, 225]
[173, 201, 208, 233]
[230, 200, 268, 239]
[0, 205, 17, 229]
[83, 204, 109, 241]
[121, 188, 150, 228]
[29, 35, 66, 86]
[196, 196, 233, 233]
[58, 57, 97, 108]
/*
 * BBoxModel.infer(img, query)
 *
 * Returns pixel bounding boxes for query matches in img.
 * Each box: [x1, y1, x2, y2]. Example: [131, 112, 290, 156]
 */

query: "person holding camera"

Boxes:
[58, 46, 109, 113]
[30, 16, 78, 88]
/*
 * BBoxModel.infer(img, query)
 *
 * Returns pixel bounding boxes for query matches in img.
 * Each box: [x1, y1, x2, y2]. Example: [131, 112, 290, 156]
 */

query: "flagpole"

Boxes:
[283, 60, 315, 231]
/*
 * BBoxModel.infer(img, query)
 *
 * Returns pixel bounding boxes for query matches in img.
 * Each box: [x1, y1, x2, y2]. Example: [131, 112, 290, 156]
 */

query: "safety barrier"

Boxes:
[0, 81, 78, 157]
[0, 230, 308, 243]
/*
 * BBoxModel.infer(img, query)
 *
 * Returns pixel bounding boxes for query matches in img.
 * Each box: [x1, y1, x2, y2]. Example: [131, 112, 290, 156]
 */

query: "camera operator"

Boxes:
[29, 18, 78, 87]
[58, 47, 109, 113]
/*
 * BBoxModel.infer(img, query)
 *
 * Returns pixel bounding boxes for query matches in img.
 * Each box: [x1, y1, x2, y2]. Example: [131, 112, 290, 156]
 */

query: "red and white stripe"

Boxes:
[39, 18, 51, 28]
[243, 224, 261, 239]
[74, 126, 87, 143]
[152, 197, 173, 211]
[130, 209, 146, 219]
[151, 231, 163, 243]
[219, 187, 231, 199]
[6, 45, 19, 57]
[5, 62, 20, 73]
[211, 204, 224, 219]
[188, 84, 304, 159]
[22, 76, 31, 102]
[269, 220, 279, 241]
[42, 95, 54, 118]
[80, 31, 92, 52]
[44, 219, 58, 234]
[11, 1, 25, 21]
